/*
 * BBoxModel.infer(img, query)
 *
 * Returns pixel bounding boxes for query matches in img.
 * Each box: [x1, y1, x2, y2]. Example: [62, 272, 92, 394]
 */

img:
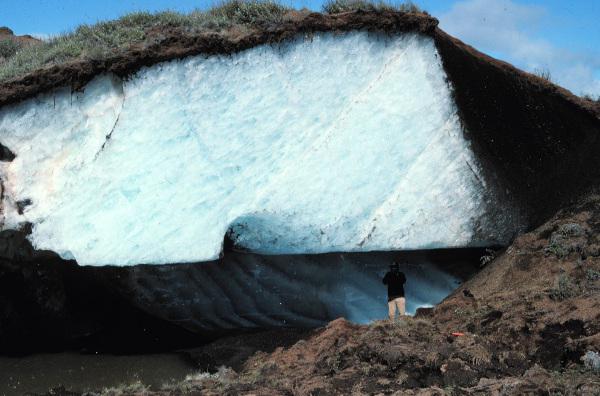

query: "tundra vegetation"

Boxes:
[0, 38, 22, 59]
[0, 0, 422, 83]
[533, 67, 552, 82]
[322, 0, 420, 13]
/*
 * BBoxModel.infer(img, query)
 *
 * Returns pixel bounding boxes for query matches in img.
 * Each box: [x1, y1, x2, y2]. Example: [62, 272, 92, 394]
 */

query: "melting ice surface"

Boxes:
[0, 32, 507, 266]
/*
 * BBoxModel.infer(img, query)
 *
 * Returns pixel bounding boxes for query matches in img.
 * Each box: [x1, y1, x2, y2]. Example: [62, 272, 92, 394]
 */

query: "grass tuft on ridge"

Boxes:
[322, 0, 421, 14]
[0, 0, 423, 83]
[0, 0, 290, 82]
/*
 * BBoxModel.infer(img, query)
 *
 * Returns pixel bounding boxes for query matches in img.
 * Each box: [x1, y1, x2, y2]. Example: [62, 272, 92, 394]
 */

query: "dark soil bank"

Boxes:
[434, 29, 600, 229]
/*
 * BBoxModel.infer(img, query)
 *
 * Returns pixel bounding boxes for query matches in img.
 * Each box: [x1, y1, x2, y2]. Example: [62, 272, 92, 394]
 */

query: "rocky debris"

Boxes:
[97, 194, 600, 395]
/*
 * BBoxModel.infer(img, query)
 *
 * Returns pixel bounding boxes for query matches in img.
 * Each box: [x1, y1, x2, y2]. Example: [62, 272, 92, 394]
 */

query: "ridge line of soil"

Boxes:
[1, 10, 597, 120]
[0, 11, 436, 108]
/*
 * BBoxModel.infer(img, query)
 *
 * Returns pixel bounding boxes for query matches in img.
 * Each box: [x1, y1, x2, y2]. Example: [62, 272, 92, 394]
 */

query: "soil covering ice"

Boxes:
[0, 32, 507, 266]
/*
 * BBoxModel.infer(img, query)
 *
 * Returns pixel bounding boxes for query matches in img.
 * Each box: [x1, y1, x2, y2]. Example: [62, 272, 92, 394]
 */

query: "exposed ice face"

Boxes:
[0, 32, 510, 266]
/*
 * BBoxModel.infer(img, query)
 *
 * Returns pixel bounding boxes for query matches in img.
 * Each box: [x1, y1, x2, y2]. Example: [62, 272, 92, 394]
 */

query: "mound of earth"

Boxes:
[83, 195, 600, 395]
[0, 27, 39, 47]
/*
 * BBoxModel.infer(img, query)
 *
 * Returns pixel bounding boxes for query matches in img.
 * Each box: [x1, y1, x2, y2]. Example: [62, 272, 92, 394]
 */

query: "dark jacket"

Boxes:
[382, 270, 406, 301]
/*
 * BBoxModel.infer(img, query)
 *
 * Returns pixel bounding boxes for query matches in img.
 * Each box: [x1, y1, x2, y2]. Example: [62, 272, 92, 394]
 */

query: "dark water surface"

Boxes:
[0, 352, 196, 396]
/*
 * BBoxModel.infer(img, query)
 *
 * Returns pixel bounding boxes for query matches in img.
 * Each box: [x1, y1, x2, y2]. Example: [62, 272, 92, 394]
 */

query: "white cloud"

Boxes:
[438, 0, 600, 97]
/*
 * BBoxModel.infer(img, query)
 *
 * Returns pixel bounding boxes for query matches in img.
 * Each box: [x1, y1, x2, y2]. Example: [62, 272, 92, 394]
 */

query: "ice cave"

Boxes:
[2, 4, 600, 393]
[123, 248, 484, 331]
[0, 31, 516, 331]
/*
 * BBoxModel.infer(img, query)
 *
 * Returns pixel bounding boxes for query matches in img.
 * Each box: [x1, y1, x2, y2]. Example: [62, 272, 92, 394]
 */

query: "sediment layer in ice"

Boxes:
[0, 32, 510, 266]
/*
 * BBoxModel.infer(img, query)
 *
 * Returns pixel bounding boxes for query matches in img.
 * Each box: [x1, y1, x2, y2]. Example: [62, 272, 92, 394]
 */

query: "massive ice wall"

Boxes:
[0, 32, 513, 266]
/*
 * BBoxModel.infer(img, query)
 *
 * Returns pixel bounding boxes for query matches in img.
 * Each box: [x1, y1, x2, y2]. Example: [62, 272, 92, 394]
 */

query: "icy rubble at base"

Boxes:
[0, 32, 502, 266]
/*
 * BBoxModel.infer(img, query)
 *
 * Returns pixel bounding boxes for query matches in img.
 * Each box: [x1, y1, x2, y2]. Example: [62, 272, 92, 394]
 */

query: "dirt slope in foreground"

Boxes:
[92, 195, 600, 395]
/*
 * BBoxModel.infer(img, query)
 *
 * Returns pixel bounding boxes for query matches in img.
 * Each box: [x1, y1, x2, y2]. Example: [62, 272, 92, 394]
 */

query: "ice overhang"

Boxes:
[0, 31, 519, 266]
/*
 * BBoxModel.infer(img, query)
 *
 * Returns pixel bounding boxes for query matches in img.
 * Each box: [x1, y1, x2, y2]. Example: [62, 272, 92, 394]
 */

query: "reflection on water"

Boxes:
[0, 352, 196, 396]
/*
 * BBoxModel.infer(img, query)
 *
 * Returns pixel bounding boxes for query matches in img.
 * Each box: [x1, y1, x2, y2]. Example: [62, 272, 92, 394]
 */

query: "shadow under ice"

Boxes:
[0, 228, 490, 354]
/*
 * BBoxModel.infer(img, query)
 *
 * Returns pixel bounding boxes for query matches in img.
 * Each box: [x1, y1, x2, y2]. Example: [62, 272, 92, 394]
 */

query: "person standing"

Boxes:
[382, 261, 407, 321]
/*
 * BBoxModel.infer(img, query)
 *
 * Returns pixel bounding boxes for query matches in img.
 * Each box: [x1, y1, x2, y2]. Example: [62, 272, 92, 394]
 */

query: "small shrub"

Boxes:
[161, 366, 236, 392]
[544, 223, 585, 259]
[325, 351, 344, 373]
[549, 274, 580, 301]
[322, 0, 420, 14]
[557, 223, 585, 237]
[0, 39, 22, 59]
[424, 351, 442, 368]
[470, 344, 492, 368]
[544, 242, 569, 259]
[100, 381, 150, 396]
[479, 248, 496, 267]
[533, 67, 552, 82]
[585, 268, 600, 282]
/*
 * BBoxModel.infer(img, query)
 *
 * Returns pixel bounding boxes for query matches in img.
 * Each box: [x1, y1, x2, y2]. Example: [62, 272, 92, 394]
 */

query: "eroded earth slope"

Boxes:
[123, 195, 600, 395]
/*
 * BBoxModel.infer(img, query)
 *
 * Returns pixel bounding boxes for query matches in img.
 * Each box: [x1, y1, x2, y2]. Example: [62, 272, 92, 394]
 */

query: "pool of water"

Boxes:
[0, 352, 197, 396]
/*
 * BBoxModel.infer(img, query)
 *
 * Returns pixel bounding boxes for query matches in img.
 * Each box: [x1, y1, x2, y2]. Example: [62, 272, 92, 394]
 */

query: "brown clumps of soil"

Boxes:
[138, 195, 600, 395]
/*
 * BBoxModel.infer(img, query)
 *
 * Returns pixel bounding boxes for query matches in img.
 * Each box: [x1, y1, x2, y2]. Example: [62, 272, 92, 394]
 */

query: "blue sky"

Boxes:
[2, 0, 599, 96]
